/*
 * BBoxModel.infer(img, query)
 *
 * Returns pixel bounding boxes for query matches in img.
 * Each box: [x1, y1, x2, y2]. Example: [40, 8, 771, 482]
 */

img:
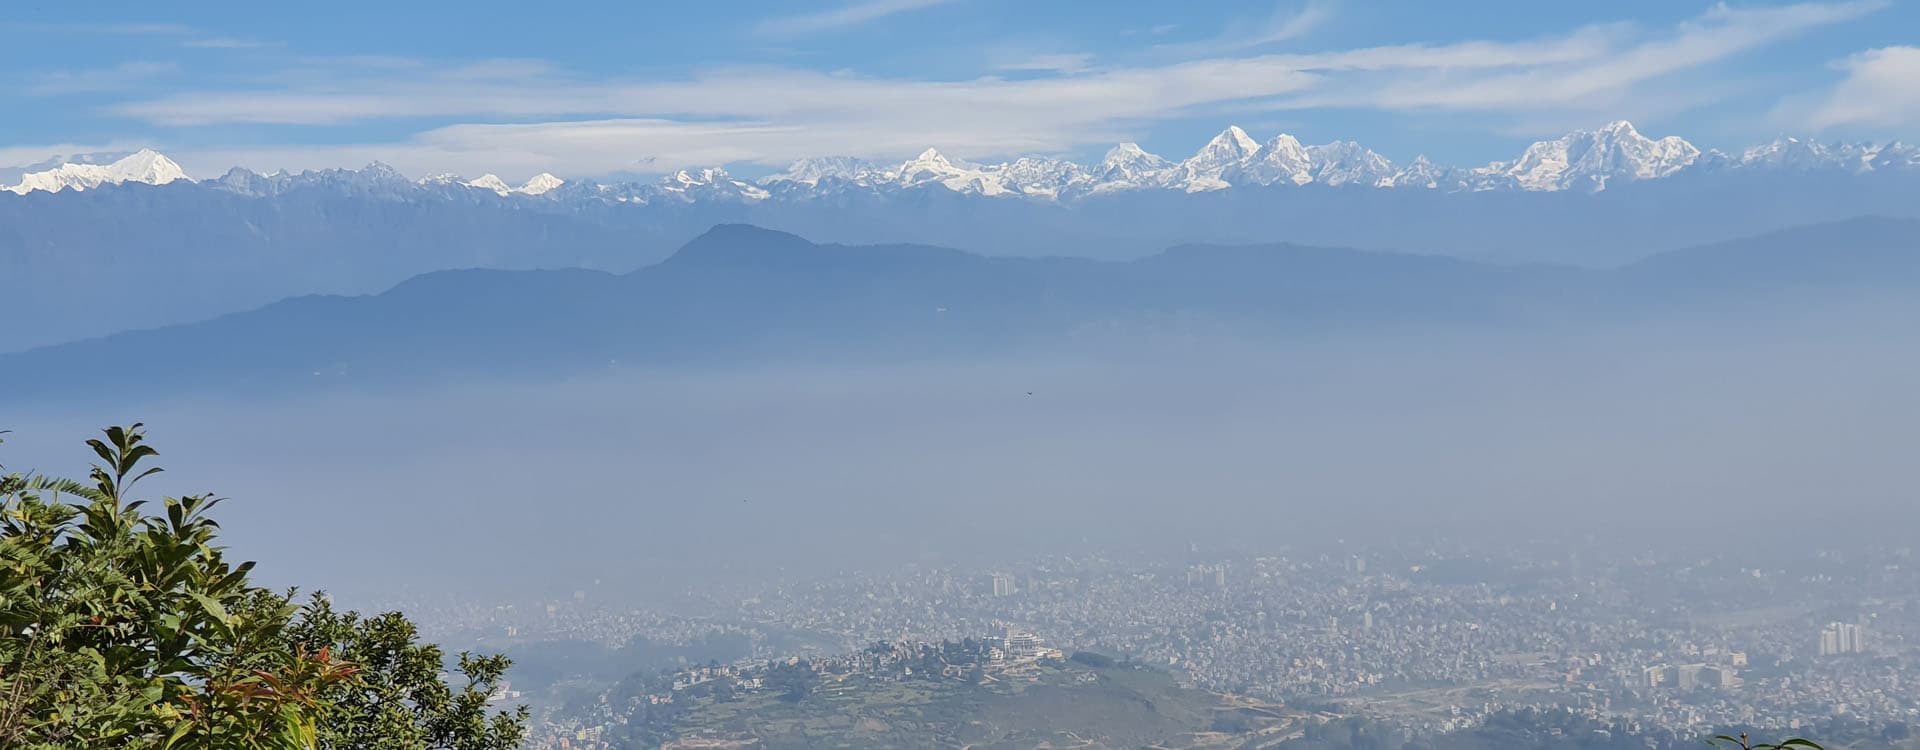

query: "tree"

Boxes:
[764, 660, 818, 703]
[0, 424, 526, 749]
[1706, 734, 1825, 750]
[286, 598, 525, 750]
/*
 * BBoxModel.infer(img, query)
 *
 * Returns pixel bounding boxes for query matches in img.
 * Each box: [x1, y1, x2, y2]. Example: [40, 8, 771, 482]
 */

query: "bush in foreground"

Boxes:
[0, 424, 526, 749]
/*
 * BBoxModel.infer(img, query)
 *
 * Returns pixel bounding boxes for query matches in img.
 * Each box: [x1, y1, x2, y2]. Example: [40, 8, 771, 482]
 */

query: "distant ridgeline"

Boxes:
[4, 217, 1919, 407]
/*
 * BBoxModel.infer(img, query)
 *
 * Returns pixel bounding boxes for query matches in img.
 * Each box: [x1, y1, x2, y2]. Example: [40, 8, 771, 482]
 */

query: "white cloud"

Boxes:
[997, 53, 1095, 75]
[183, 37, 283, 49]
[1805, 46, 1920, 128]
[81, 0, 1889, 178]
[105, 29, 1626, 131]
[1275, 0, 1886, 111]
[1154, 0, 1336, 57]
[1253, 1, 1334, 45]
[757, 0, 958, 35]
[26, 62, 179, 96]
[1, 22, 192, 35]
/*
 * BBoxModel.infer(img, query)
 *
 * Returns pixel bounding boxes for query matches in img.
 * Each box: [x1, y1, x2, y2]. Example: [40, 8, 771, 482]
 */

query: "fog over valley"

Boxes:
[8, 315, 1916, 602]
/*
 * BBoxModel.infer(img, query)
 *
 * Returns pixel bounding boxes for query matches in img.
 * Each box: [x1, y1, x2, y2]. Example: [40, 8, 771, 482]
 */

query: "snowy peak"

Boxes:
[656, 167, 770, 203]
[893, 148, 1013, 196]
[1196, 126, 1261, 162]
[1167, 126, 1259, 192]
[670, 168, 725, 186]
[764, 156, 886, 186]
[466, 174, 513, 195]
[1100, 143, 1168, 172]
[1595, 120, 1639, 138]
[905, 148, 953, 170]
[1305, 141, 1396, 187]
[452, 172, 566, 196]
[1484, 120, 1700, 192]
[1385, 155, 1449, 189]
[518, 173, 564, 195]
[5, 149, 189, 194]
[767, 150, 1091, 197]
[997, 156, 1092, 198]
[107, 149, 189, 185]
[1870, 141, 1919, 170]
[1736, 136, 1883, 172]
[1180, 126, 1264, 190]
[1240, 133, 1314, 186]
[1093, 143, 1174, 190]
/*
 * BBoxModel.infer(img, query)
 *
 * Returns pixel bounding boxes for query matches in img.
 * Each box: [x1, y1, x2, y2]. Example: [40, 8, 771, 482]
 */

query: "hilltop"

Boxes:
[540, 641, 1306, 749]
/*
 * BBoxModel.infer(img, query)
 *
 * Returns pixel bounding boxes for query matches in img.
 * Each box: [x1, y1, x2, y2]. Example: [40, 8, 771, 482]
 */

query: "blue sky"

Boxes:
[3, 0, 1917, 180]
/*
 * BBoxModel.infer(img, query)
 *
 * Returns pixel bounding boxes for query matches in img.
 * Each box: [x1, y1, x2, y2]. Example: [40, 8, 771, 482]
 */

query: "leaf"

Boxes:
[163, 719, 194, 749]
[86, 439, 117, 467]
[274, 703, 318, 750]
[141, 682, 167, 704]
[190, 592, 231, 628]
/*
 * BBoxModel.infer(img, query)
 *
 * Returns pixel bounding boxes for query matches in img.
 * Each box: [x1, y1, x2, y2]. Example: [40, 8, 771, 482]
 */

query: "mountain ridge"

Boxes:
[5, 216, 1914, 405]
[9, 121, 1917, 200]
[6, 124, 1918, 353]
[3, 149, 188, 194]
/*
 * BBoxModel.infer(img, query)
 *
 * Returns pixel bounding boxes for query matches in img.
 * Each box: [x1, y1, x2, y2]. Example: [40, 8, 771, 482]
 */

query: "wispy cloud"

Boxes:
[4, 22, 279, 50]
[1, 22, 193, 35]
[1153, 0, 1335, 57]
[756, 0, 959, 35]
[27, 61, 179, 96]
[94, 0, 1887, 178]
[183, 37, 283, 49]
[997, 53, 1095, 75]
[1268, 0, 1886, 112]
[1803, 45, 1920, 128]
[104, 27, 1619, 130]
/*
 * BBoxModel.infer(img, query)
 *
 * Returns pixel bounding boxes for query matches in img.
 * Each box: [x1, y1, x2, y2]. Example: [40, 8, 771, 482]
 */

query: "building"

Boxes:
[1006, 628, 1043, 659]
[1186, 564, 1228, 590]
[986, 624, 1058, 662]
[1818, 622, 1865, 656]
[1676, 663, 1707, 690]
[1701, 665, 1739, 690]
[991, 573, 1016, 597]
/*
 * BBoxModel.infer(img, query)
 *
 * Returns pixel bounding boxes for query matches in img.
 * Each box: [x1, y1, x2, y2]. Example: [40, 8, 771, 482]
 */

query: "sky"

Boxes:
[2, 0, 1917, 180]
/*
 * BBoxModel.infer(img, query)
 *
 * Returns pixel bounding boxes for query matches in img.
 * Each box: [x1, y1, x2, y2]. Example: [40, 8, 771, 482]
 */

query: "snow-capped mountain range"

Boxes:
[7, 122, 1916, 201]
[2, 149, 190, 195]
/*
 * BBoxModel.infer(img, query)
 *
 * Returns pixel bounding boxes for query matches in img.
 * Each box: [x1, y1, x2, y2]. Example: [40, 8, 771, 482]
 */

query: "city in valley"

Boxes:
[373, 540, 1920, 748]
